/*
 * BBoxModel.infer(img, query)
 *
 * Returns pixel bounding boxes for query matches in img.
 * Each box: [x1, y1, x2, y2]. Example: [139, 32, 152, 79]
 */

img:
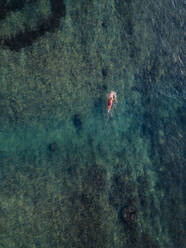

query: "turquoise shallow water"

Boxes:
[0, 0, 185, 247]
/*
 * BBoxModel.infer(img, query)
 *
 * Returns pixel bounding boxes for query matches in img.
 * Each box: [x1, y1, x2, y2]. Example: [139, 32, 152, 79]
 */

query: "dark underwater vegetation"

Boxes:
[0, 0, 185, 247]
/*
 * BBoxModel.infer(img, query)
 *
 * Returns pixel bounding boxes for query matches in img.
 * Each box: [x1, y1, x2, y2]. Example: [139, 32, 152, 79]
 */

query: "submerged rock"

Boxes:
[73, 114, 82, 129]
[102, 68, 108, 80]
[122, 206, 137, 225]
[48, 142, 57, 152]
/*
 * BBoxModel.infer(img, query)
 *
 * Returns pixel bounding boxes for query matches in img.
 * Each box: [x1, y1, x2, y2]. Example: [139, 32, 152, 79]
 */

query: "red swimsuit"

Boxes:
[107, 97, 113, 112]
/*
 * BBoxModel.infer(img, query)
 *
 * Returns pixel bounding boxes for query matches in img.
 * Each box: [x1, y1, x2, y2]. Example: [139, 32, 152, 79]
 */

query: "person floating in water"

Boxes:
[107, 91, 117, 113]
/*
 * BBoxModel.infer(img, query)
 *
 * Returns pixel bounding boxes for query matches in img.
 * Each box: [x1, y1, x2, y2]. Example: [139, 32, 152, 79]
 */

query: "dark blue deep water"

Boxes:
[0, 1, 185, 247]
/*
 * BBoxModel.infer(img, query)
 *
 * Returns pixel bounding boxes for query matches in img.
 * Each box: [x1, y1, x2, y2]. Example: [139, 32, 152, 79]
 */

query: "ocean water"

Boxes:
[0, 0, 185, 247]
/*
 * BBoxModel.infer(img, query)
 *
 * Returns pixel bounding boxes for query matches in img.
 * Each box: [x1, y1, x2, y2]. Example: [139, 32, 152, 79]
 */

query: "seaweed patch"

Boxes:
[0, 0, 66, 51]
